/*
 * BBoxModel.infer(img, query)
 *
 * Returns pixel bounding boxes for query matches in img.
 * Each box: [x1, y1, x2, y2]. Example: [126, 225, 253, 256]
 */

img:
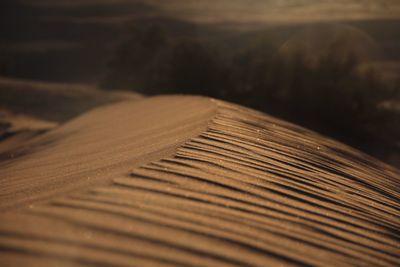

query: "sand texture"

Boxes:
[0, 96, 399, 266]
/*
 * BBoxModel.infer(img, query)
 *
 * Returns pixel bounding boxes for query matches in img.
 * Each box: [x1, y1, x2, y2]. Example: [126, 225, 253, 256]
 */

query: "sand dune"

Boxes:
[0, 96, 399, 266]
[0, 77, 142, 122]
[0, 96, 215, 210]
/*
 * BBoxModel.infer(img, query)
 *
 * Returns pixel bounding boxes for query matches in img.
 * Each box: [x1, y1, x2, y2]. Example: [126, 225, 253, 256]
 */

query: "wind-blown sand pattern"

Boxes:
[0, 96, 399, 266]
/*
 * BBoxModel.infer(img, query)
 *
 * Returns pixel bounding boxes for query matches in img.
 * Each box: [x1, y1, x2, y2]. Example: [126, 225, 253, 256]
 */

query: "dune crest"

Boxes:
[1, 96, 399, 266]
[0, 96, 216, 210]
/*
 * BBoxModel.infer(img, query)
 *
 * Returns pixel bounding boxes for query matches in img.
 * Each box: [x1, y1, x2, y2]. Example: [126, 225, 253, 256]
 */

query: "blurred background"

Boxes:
[1, 0, 400, 167]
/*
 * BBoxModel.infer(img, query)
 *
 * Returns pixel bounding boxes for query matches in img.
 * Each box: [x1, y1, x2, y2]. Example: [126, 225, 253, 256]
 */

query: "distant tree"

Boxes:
[228, 43, 275, 107]
[102, 25, 169, 92]
[0, 50, 12, 76]
[165, 40, 228, 96]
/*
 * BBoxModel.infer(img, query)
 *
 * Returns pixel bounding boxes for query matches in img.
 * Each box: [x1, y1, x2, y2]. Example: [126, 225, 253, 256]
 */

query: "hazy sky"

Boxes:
[22, 0, 400, 25]
[3, 0, 398, 82]
[149, 0, 400, 24]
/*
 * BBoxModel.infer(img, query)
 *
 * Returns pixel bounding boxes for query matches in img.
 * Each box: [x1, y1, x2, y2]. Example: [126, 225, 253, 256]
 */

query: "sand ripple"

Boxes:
[0, 98, 399, 266]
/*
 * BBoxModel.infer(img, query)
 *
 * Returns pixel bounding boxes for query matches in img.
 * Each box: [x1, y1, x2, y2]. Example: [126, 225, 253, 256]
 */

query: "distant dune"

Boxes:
[0, 77, 142, 123]
[0, 96, 399, 266]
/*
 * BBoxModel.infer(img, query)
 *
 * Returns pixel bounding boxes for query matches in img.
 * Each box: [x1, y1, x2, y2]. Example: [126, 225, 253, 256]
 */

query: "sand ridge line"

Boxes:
[1, 98, 399, 266]
[0, 96, 217, 211]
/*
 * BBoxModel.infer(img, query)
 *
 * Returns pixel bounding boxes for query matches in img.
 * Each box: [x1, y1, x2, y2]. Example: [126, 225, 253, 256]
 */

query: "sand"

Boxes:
[0, 76, 142, 122]
[0, 96, 215, 210]
[0, 96, 399, 266]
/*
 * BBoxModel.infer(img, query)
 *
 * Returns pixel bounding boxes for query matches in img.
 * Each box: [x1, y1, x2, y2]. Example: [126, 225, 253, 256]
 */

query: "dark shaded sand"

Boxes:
[0, 76, 142, 122]
[0, 96, 399, 266]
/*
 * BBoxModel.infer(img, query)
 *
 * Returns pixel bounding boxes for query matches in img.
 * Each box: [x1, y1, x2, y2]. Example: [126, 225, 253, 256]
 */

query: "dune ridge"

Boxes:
[0, 96, 216, 210]
[1, 97, 399, 266]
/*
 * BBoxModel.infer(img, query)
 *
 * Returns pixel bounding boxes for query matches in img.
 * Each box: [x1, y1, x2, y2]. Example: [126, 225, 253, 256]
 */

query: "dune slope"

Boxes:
[0, 96, 215, 210]
[0, 96, 399, 266]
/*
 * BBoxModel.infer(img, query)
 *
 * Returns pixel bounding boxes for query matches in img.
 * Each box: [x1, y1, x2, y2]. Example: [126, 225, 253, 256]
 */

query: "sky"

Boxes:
[20, 0, 400, 25]
[2, 0, 399, 82]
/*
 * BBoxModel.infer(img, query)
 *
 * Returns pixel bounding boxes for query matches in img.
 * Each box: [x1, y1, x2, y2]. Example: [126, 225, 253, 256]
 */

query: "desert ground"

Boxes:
[0, 78, 399, 266]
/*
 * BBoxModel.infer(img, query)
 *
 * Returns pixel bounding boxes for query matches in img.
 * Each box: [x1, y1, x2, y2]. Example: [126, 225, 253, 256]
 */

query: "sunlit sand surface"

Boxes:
[0, 96, 399, 266]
